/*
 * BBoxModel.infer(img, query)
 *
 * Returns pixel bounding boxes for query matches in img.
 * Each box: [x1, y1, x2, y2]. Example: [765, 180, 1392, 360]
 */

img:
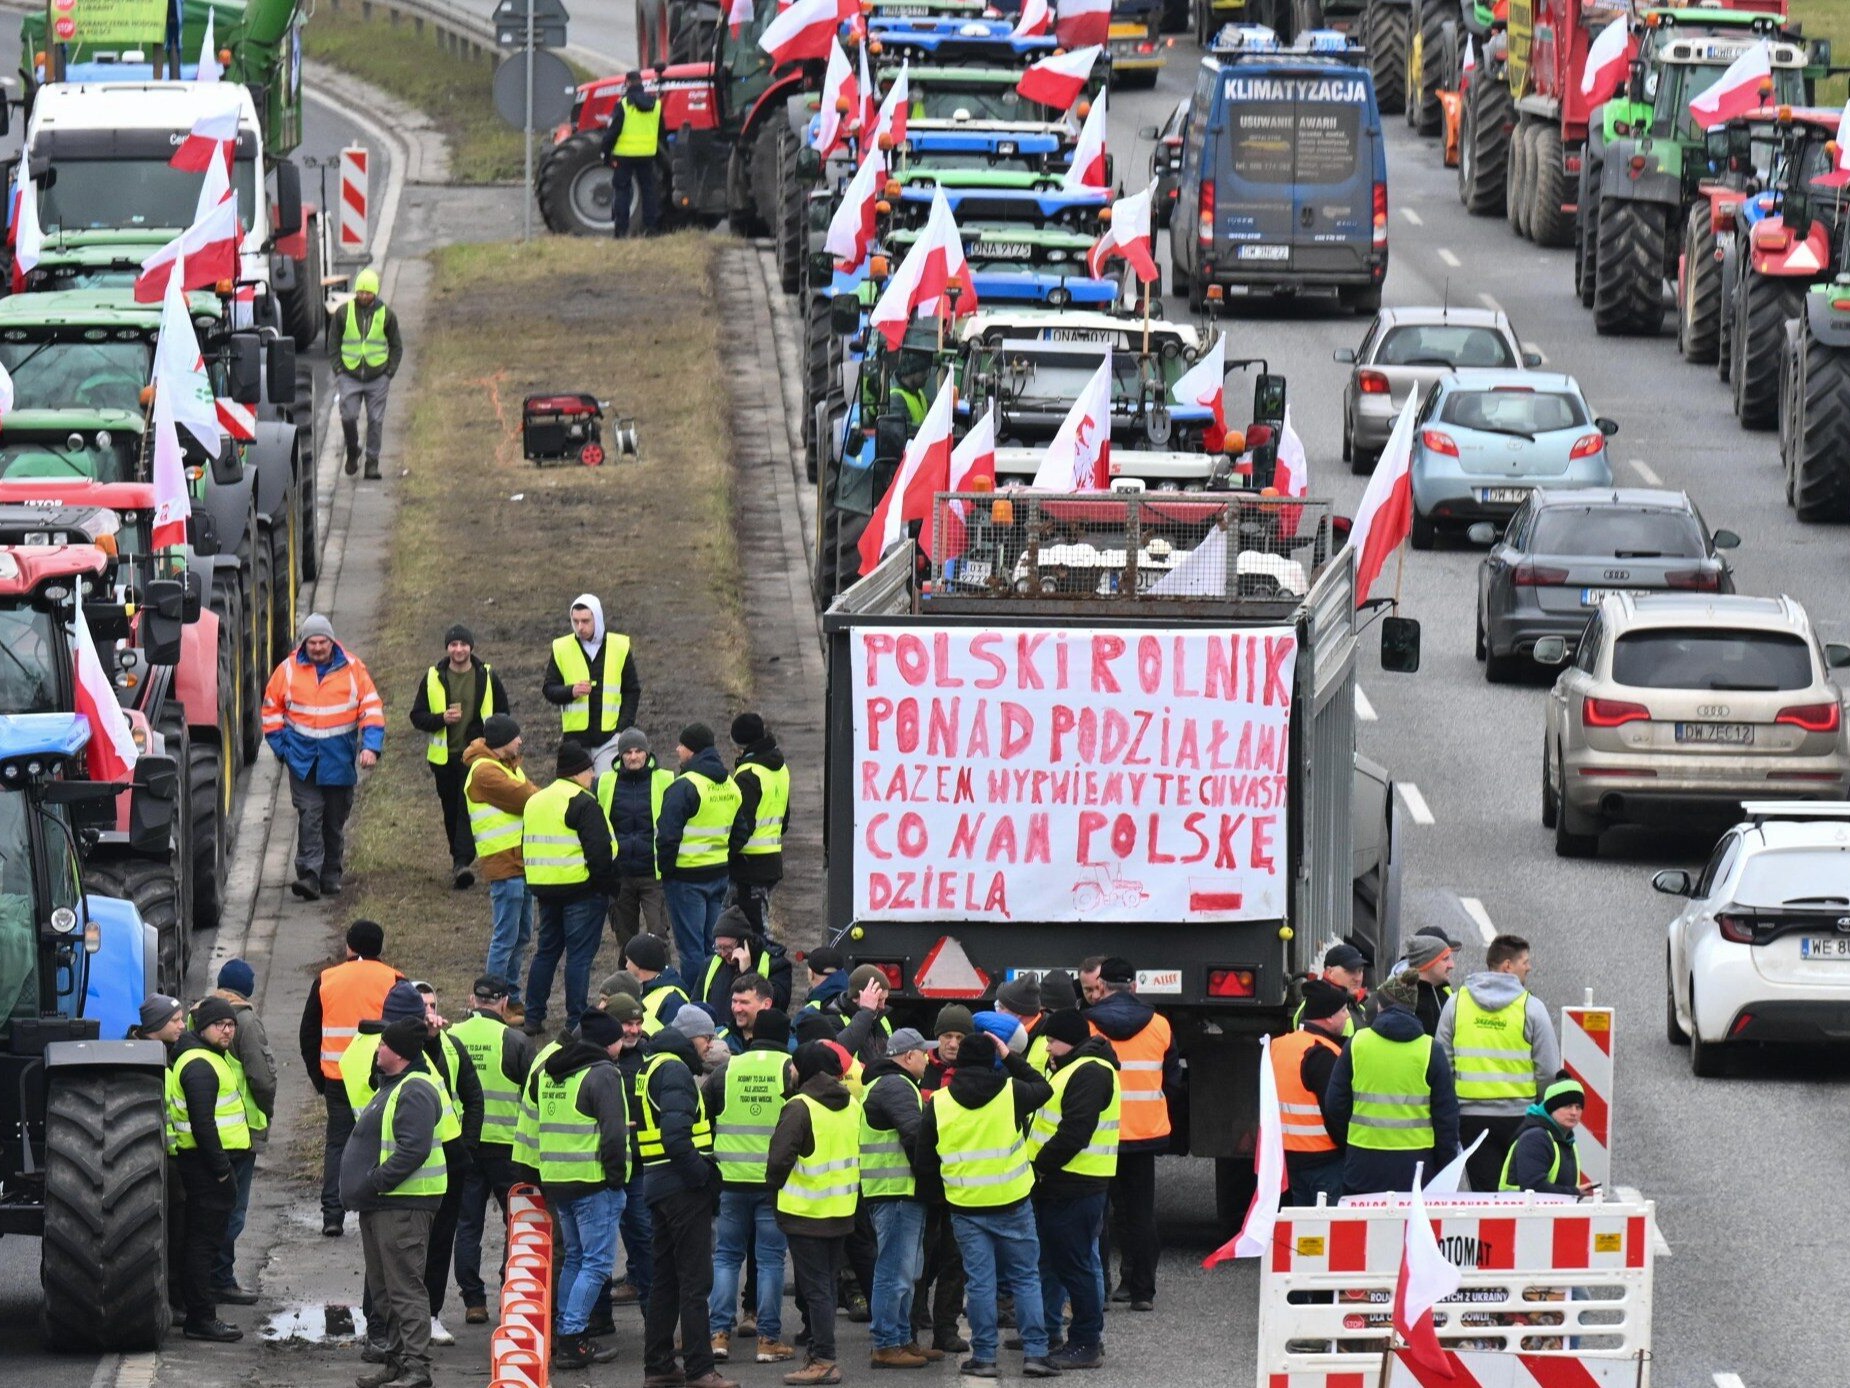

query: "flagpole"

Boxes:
[1393, 540, 1405, 610]
[1141, 277, 1151, 357]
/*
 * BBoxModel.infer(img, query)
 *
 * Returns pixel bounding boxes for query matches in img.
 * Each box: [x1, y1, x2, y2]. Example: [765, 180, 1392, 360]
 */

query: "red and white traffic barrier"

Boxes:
[1560, 1005, 1614, 1191]
[493, 1184, 553, 1387]
[1387, 1347, 1642, 1387]
[338, 144, 369, 254]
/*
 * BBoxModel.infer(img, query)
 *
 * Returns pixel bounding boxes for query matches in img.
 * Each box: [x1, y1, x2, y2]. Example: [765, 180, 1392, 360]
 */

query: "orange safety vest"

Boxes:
[318, 958, 402, 1079]
[1090, 1012, 1173, 1143]
[1270, 1029, 1341, 1154]
[261, 652, 386, 743]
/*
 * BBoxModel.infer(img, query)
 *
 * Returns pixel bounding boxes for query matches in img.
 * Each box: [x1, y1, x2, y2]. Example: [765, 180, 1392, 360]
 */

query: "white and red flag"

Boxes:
[1392, 1177, 1463, 1376]
[134, 192, 241, 303]
[728, 0, 755, 38]
[150, 383, 193, 554]
[1202, 1032, 1287, 1266]
[825, 144, 886, 271]
[813, 38, 859, 155]
[1275, 403, 1308, 501]
[1347, 380, 1417, 608]
[1086, 181, 1157, 283]
[169, 96, 241, 173]
[1580, 15, 1634, 106]
[868, 187, 977, 349]
[858, 382, 955, 574]
[1016, 45, 1100, 110]
[1013, 0, 1053, 38]
[1820, 99, 1850, 188]
[871, 67, 909, 150]
[759, 0, 848, 66]
[193, 141, 233, 223]
[74, 603, 139, 783]
[152, 249, 223, 454]
[1054, 0, 1111, 49]
[1031, 352, 1112, 490]
[1688, 40, 1774, 128]
[1170, 333, 1226, 436]
[9, 158, 41, 293]
[924, 402, 998, 558]
[197, 7, 224, 82]
[857, 41, 877, 143]
[1062, 88, 1109, 189]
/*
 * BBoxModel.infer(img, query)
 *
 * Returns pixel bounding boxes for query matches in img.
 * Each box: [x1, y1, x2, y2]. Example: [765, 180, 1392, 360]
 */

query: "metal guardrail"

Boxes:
[320, 0, 624, 73]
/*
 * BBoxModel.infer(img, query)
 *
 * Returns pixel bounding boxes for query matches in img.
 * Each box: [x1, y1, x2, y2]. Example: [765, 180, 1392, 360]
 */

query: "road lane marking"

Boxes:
[1356, 686, 1377, 722]
[1713, 1375, 1746, 1388]
[1438, 247, 1461, 267]
[1458, 896, 1496, 945]
[1628, 458, 1662, 485]
[1615, 1186, 1673, 1256]
[1477, 292, 1503, 312]
[1399, 782, 1435, 825]
[1402, 206, 1423, 225]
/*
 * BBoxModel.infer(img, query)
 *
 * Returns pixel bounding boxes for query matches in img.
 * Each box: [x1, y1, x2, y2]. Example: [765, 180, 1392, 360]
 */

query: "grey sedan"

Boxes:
[1474, 488, 1741, 683]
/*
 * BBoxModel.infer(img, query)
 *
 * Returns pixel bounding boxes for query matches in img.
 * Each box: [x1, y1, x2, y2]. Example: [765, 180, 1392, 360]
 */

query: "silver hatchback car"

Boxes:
[1538, 594, 1850, 857]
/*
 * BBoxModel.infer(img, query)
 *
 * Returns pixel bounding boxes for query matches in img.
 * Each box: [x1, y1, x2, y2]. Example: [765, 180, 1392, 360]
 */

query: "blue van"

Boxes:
[1170, 27, 1389, 314]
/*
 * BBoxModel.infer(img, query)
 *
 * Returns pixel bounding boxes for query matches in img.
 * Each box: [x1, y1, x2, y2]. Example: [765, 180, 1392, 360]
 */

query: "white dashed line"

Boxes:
[1458, 896, 1496, 946]
[1401, 206, 1423, 225]
[1628, 458, 1662, 485]
[1355, 686, 1377, 722]
[1477, 292, 1503, 312]
[1398, 782, 1435, 825]
[1437, 247, 1461, 267]
[1615, 1186, 1673, 1257]
[1713, 1374, 1746, 1388]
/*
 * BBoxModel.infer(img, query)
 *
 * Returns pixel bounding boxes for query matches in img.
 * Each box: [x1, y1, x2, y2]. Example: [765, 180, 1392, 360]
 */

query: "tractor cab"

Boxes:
[864, 21, 1059, 69]
[887, 179, 1109, 232]
[886, 222, 1121, 307]
[877, 65, 1106, 127]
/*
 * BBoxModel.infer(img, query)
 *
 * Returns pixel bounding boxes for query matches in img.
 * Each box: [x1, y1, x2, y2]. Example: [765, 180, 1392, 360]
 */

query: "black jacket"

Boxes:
[698, 935, 794, 1015]
[609, 756, 666, 877]
[1084, 989, 1182, 1153]
[1031, 1035, 1119, 1199]
[330, 299, 403, 382]
[1323, 1004, 1460, 1196]
[543, 638, 641, 752]
[530, 781, 617, 902]
[728, 739, 788, 884]
[406, 655, 510, 761]
[173, 1032, 236, 1175]
[639, 1027, 719, 1203]
[1506, 1110, 1581, 1196]
[597, 88, 660, 163]
[767, 1072, 858, 1236]
[656, 746, 735, 883]
[860, 1058, 925, 1205]
[911, 1049, 1053, 1212]
[536, 1039, 632, 1200]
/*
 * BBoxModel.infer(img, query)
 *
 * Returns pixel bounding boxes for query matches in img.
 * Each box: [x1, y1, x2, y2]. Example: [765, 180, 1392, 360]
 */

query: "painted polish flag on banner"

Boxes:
[1347, 393, 1417, 607]
[1054, 0, 1111, 49]
[151, 383, 193, 553]
[871, 67, 910, 151]
[759, 0, 851, 66]
[169, 96, 241, 172]
[74, 603, 139, 784]
[1013, 0, 1053, 38]
[825, 144, 885, 271]
[1580, 16, 1633, 105]
[1031, 352, 1112, 490]
[1688, 40, 1774, 128]
[1202, 1033, 1287, 1266]
[152, 249, 224, 455]
[1063, 89, 1109, 189]
[858, 383, 955, 574]
[868, 186, 977, 350]
[813, 39, 859, 155]
[1086, 181, 1158, 283]
[197, 7, 224, 82]
[925, 402, 998, 559]
[134, 192, 241, 303]
[728, 0, 755, 38]
[1171, 333, 1226, 435]
[1017, 45, 1101, 110]
[1393, 1176, 1464, 1375]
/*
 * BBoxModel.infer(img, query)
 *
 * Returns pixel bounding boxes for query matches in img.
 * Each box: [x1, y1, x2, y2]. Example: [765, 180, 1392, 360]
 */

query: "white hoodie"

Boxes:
[571, 593, 605, 656]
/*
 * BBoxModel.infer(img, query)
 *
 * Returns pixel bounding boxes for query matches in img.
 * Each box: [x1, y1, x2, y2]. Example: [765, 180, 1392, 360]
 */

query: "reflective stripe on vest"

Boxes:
[515, 1039, 563, 1166]
[714, 1048, 787, 1183]
[423, 663, 494, 765]
[674, 771, 743, 870]
[735, 762, 789, 855]
[613, 97, 663, 158]
[465, 755, 528, 858]
[1025, 1053, 1120, 1177]
[1450, 988, 1535, 1102]
[860, 1073, 921, 1198]
[778, 1091, 862, 1219]
[340, 302, 390, 372]
[1347, 1030, 1436, 1151]
[524, 779, 593, 887]
[634, 1052, 713, 1164]
[934, 1084, 1033, 1208]
[318, 957, 400, 1078]
[551, 633, 632, 735]
[427, 1034, 467, 1144]
[450, 1014, 522, 1144]
[1090, 1012, 1172, 1142]
[1270, 1029, 1341, 1154]
[168, 1047, 252, 1152]
[640, 983, 688, 1036]
[379, 1071, 448, 1196]
[227, 1048, 268, 1134]
[700, 945, 769, 1003]
[535, 1063, 619, 1186]
[1499, 1123, 1575, 1192]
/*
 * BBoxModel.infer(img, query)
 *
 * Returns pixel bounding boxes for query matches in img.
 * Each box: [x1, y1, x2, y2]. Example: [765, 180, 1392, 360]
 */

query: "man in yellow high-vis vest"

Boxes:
[860, 1027, 938, 1369]
[543, 593, 641, 774]
[169, 996, 249, 1343]
[726, 713, 789, 935]
[464, 716, 539, 1015]
[657, 722, 743, 974]
[331, 266, 401, 479]
[407, 623, 509, 888]
[523, 741, 616, 1034]
[604, 726, 675, 947]
[599, 70, 663, 238]
[449, 975, 537, 1323]
[1324, 971, 1459, 1197]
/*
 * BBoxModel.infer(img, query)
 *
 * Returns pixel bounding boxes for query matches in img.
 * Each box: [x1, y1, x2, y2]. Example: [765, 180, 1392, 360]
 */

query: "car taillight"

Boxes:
[1568, 432, 1606, 459]
[1372, 182, 1388, 249]
[1776, 701, 1841, 733]
[1198, 179, 1215, 247]
[1717, 913, 1759, 944]
[1420, 429, 1459, 456]
[1584, 695, 1651, 727]
[1751, 221, 1792, 252]
[1207, 968, 1255, 998]
[1512, 563, 1569, 586]
[1357, 370, 1391, 394]
[1663, 567, 1720, 591]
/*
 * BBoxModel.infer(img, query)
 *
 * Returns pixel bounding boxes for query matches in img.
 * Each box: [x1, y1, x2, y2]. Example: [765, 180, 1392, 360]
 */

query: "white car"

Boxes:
[1656, 802, 1850, 1076]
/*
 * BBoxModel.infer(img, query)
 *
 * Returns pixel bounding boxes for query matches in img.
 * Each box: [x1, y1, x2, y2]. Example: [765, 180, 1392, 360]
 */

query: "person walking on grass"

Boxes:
[407, 622, 509, 890]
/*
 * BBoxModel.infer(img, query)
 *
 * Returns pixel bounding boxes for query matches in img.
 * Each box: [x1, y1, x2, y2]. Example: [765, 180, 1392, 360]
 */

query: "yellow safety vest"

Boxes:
[892, 384, 927, 425]
[422, 663, 495, 765]
[935, 1084, 1032, 1208]
[595, 765, 674, 877]
[225, 1045, 268, 1135]
[640, 981, 689, 1036]
[1347, 1030, 1435, 1151]
[1450, 989, 1535, 1103]
[515, 1038, 563, 1168]
[465, 755, 528, 858]
[450, 1013, 522, 1148]
[535, 1062, 620, 1186]
[1499, 1122, 1577, 1192]
[673, 770, 743, 871]
[634, 1052, 713, 1165]
[341, 1032, 462, 1144]
[551, 633, 633, 735]
[523, 778, 593, 888]
[1025, 1053, 1120, 1178]
[613, 96, 663, 158]
[168, 1047, 252, 1152]
[378, 1071, 449, 1197]
[340, 301, 390, 372]
[860, 1073, 920, 1199]
[713, 1047, 787, 1183]
[734, 762, 789, 857]
[777, 1091, 863, 1220]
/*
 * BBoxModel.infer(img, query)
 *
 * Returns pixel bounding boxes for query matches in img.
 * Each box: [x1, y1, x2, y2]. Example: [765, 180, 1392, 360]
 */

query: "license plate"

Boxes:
[1580, 587, 1656, 606]
[1237, 244, 1289, 260]
[957, 559, 993, 585]
[1476, 487, 1530, 503]
[1801, 936, 1850, 959]
[972, 242, 1031, 259]
[1675, 722, 1753, 744]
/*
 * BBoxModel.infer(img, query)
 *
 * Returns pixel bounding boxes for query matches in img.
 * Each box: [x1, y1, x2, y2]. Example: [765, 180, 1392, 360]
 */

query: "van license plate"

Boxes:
[1237, 245, 1288, 260]
[1801, 936, 1850, 959]
[1675, 722, 1752, 744]
[1476, 487, 1529, 503]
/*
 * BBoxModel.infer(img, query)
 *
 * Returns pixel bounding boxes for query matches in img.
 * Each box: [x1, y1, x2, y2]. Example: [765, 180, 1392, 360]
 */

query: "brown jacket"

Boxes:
[462, 738, 539, 881]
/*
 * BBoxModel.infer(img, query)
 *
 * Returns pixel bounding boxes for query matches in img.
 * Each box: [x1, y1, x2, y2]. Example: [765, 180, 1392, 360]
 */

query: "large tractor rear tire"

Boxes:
[1679, 203, 1722, 364]
[1575, 152, 1602, 308]
[40, 1068, 170, 1351]
[189, 736, 227, 931]
[1507, 120, 1532, 238]
[1405, 0, 1446, 135]
[1528, 125, 1571, 247]
[1732, 275, 1799, 430]
[803, 298, 837, 486]
[537, 132, 615, 236]
[270, 489, 300, 665]
[241, 546, 267, 768]
[1365, 3, 1409, 115]
[1791, 329, 1850, 521]
[773, 122, 805, 296]
[280, 212, 323, 351]
[1458, 72, 1510, 216]
[210, 577, 247, 775]
[88, 856, 185, 996]
[1593, 197, 1666, 336]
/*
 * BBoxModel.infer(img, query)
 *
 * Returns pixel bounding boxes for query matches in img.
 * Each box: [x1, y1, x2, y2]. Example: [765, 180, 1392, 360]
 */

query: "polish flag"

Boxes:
[1086, 181, 1158, 283]
[1031, 352, 1111, 490]
[0, 361, 13, 420]
[924, 402, 998, 558]
[813, 39, 859, 155]
[169, 97, 241, 173]
[150, 384, 193, 554]
[9, 158, 41, 293]
[1421, 1130, 1488, 1197]
[1013, 0, 1052, 38]
[1063, 88, 1108, 189]
[197, 7, 224, 82]
[73, 603, 139, 784]
[1274, 403, 1310, 539]
[759, 0, 847, 67]
[868, 186, 977, 350]
[1688, 41, 1774, 128]
[1580, 16, 1633, 105]
[1820, 99, 1850, 188]
[1054, 0, 1111, 49]
[871, 67, 909, 151]
[1170, 333, 1226, 436]
[193, 142, 233, 223]
[152, 250, 225, 456]
[825, 144, 885, 271]
[1392, 1177, 1463, 1375]
[728, 0, 754, 38]
[1462, 35, 1474, 76]
[1202, 1033, 1287, 1266]
[1017, 45, 1100, 111]
[134, 193, 241, 303]
[858, 383, 955, 574]
[1348, 392, 1417, 607]
[858, 41, 877, 144]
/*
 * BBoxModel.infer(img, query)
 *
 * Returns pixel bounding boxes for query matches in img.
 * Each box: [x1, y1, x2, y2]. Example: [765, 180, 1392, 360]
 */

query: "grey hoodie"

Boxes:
[1434, 971, 1561, 1116]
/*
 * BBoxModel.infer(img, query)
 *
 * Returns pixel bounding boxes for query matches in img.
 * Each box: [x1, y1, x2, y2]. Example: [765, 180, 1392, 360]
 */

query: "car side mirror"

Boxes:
[228, 332, 263, 404]
[1596, 417, 1619, 437]
[266, 337, 298, 405]
[1712, 528, 1741, 550]
[128, 754, 179, 855]
[1651, 868, 1694, 897]
[1466, 521, 1497, 545]
[1521, 351, 1543, 367]
[1533, 635, 1568, 666]
[810, 251, 835, 285]
[1827, 642, 1850, 669]
[138, 577, 186, 666]
[1332, 347, 1356, 364]
[1138, 125, 1159, 139]
[210, 442, 243, 488]
[273, 160, 303, 239]
[1379, 616, 1420, 673]
[874, 412, 911, 467]
[830, 293, 861, 335]
[1253, 372, 1286, 424]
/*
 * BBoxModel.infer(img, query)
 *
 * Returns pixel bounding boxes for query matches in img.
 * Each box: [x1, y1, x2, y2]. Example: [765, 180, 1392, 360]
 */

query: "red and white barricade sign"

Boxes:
[338, 144, 369, 254]
[496, 1184, 553, 1387]
[1561, 1006, 1614, 1190]
[1387, 1347, 1643, 1386]
[1256, 1194, 1657, 1388]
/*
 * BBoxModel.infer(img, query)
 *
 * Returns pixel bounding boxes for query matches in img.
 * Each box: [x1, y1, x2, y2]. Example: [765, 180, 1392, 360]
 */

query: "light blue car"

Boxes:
[1408, 370, 1616, 549]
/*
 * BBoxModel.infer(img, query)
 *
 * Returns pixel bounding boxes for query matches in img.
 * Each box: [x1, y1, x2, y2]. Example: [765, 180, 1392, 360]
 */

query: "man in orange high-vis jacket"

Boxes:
[1271, 979, 1351, 1208]
[263, 612, 386, 902]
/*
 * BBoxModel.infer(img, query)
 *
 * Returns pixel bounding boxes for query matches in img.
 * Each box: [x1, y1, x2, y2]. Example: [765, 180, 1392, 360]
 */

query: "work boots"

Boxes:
[342, 421, 360, 477]
[356, 1359, 402, 1388]
[363, 455, 382, 480]
[553, 1332, 620, 1369]
[871, 1345, 929, 1369]
[784, 1359, 842, 1385]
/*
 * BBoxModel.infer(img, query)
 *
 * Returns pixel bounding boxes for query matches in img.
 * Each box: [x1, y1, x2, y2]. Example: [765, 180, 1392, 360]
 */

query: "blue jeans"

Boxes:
[662, 877, 728, 975]
[1035, 1193, 1105, 1352]
[622, 1166, 653, 1294]
[952, 1204, 1047, 1362]
[487, 877, 534, 1006]
[556, 1187, 625, 1336]
[870, 1199, 926, 1350]
[525, 892, 608, 1030]
[212, 1148, 257, 1288]
[708, 1189, 787, 1340]
[455, 1146, 518, 1306]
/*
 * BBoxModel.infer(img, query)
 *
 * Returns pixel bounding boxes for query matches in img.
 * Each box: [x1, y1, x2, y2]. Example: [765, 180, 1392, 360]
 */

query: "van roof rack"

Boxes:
[1209, 23, 1368, 58]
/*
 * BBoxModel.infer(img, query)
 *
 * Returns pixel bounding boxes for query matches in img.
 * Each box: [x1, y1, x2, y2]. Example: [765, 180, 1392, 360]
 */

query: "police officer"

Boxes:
[726, 713, 789, 935]
[407, 623, 510, 889]
[450, 975, 536, 1324]
[600, 69, 663, 238]
[657, 723, 744, 974]
[330, 267, 402, 479]
[523, 742, 617, 1034]
[542, 593, 640, 774]
[169, 997, 249, 1343]
[1273, 980, 1351, 1207]
[1323, 972, 1460, 1197]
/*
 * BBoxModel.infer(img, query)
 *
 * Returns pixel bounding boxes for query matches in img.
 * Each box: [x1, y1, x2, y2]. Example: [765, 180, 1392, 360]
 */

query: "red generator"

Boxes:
[523, 393, 608, 466]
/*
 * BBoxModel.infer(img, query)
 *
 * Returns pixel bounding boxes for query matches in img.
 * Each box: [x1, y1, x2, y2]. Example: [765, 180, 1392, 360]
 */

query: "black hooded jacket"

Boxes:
[729, 738, 789, 885]
[1031, 1035, 1120, 1199]
[767, 1072, 858, 1236]
[172, 1031, 235, 1175]
[639, 1026, 720, 1202]
[911, 1048, 1052, 1212]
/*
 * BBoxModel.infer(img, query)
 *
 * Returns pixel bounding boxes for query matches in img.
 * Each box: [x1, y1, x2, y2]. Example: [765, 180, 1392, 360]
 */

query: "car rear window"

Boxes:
[1529, 509, 1706, 558]
[1439, 389, 1587, 434]
[1734, 846, 1850, 907]
[1376, 326, 1515, 369]
[1610, 629, 1815, 691]
[1224, 102, 1359, 186]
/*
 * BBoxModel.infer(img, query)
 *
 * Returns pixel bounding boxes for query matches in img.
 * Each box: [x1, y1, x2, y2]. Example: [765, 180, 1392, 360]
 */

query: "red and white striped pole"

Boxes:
[1561, 999, 1614, 1190]
[338, 144, 369, 255]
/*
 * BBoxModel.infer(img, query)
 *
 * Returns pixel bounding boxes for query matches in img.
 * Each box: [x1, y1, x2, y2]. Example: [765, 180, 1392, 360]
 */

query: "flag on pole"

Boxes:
[1346, 393, 1417, 607]
[1016, 45, 1101, 110]
[1031, 353, 1112, 490]
[759, 0, 848, 66]
[134, 192, 241, 303]
[871, 67, 910, 150]
[1054, 0, 1111, 49]
[1580, 15, 1633, 105]
[152, 249, 224, 454]
[0, 361, 14, 419]
[1086, 181, 1158, 283]
[10, 158, 42, 290]
[824, 144, 885, 271]
[1202, 1032, 1287, 1266]
[728, 0, 755, 38]
[73, 604, 139, 783]
[868, 186, 977, 350]
[1820, 99, 1850, 188]
[194, 141, 234, 223]
[151, 382, 193, 553]
[858, 384, 956, 574]
[858, 40, 877, 144]
[1392, 1175, 1463, 1375]
[1421, 1129, 1488, 1198]
[1063, 89, 1109, 189]
[1013, 0, 1053, 38]
[925, 402, 998, 558]
[197, 7, 224, 82]
[813, 39, 859, 155]
[1687, 41, 1774, 128]
[169, 96, 242, 172]
[1170, 333, 1226, 436]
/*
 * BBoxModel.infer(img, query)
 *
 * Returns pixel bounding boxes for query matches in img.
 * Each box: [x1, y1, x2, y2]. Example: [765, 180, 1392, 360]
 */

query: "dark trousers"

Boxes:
[423, 1142, 467, 1317]
[1461, 1114, 1526, 1192]
[214, 1148, 258, 1288]
[322, 1088, 356, 1221]
[845, 1202, 876, 1301]
[644, 1186, 716, 1378]
[1103, 1150, 1159, 1301]
[455, 1145, 517, 1307]
[728, 878, 777, 934]
[431, 760, 475, 870]
[362, 1207, 437, 1374]
[912, 1202, 966, 1339]
[788, 1233, 845, 1364]
[175, 1153, 236, 1325]
[1036, 1193, 1106, 1351]
[611, 157, 660, 237]
[288, 772, 355, 890]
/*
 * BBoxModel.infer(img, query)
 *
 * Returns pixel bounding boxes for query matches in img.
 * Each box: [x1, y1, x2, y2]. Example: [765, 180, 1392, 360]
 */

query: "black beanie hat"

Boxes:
[731, 712, 766, 746]
[579, 1011, 624, 1048]
[380, 1017, 429, 1062]
[191, 996, 237, 1031]
[483, 714, 520, 750]
[1543, 1070, 1587, 1114]
[753, 1008, 792, 1048]
[794, 1039, 844, 1083]
[346, 919, 385, 958]
[624, 933, 669, 972]
[794, 1012, 838, 1045]
[1298, 978, 1353, 1022]
[444, 623, 475, 648]
[1038, 969, 1079, 1013]
[556, 742, 594, 777]
[678, 722, 715, 753]
[1041, 1008, 1090, 1048]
